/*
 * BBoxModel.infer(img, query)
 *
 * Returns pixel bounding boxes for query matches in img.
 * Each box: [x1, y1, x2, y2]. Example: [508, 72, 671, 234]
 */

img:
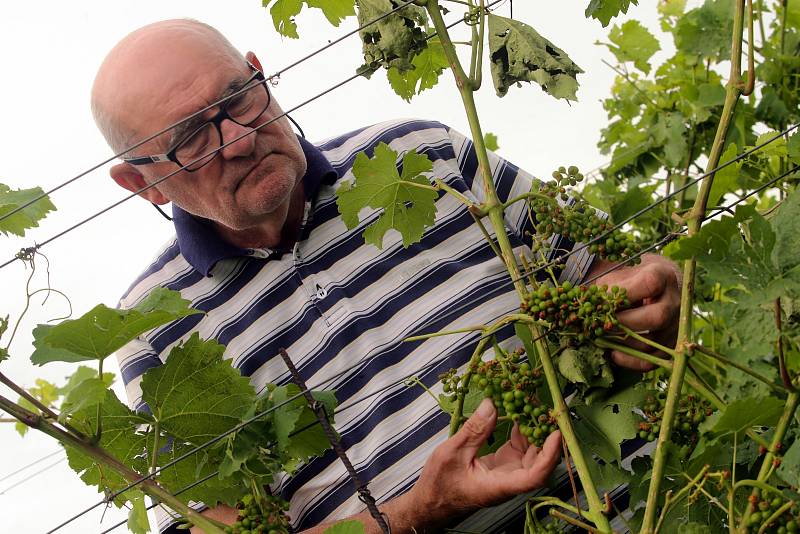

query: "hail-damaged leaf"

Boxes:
[357, 0, 429, 74]
[64, 389, 152, 502]
[322, 520, 366, 534]
[585, 0, 639, 27]
[0, 184, 55, 237]
[605, 20, 660, 74]
[487, 14, 583, 100]
[140, 333, 255, 444]
[270, 384, 337, 465]
[336, 143, 438, 249]
[30, 288, 201, 366]
[700, 396, 784, 436]
[573, 384, 647, 464]
[264, 0, 355, 39]
[386, 38, 449, 101]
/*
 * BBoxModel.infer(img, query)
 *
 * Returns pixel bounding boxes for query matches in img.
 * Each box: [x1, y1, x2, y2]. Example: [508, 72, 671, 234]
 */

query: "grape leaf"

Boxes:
[700, 396, 784, 436]
[557, 346, 614, 391]
[585, 0, 639, 27]
[357, 0, 429, 73]
[59, 365, 114, 398]
[140, 333, 255, 443]
[776, 438, 800, 487]
[64, 390, 151, 500]
[264, 0, 354, 38]
[707, 143, 742, 207]
[157, 442, 246, 507]
[673, 0, 734, 62]
[787, 131, 800, 165]
[605, 20, 660, 74]
[487, 14, 583, 100]
[386, 38, 449, 102]
[0, 184, 55, 237]
[658, 0, 686, 18]
[573, 384, 647, 463]
[323, 520, 366, 534]
[30, 288, 202, 365]
[59, 377, 108, 421]
[483, 132, 500, 152]
[336, 143, 438, 249]
[771, 187, 800, 274]
[126, 490, 151, 534]
[270, 384, 338, 463]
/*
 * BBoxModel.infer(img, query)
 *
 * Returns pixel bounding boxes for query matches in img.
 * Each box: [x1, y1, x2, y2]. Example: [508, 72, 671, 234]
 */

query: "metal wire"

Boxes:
[0, 448, 62, 484]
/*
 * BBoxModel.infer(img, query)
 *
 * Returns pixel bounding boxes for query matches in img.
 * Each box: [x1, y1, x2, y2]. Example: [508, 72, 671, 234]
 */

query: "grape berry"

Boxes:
[223, 494, 291, 534]
[745, 492, 798, 533]
[637, 393, 713, 455]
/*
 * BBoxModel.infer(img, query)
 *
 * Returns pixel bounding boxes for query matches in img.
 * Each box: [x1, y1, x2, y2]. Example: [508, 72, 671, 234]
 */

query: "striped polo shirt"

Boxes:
[115, 118, 599, 532]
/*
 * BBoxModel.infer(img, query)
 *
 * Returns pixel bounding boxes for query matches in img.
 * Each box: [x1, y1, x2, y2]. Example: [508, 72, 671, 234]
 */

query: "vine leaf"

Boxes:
[30, 288, 202, 366]
[673, 0, 734, 62]
[336, 143, 438, 249]
[386, 38, 449, 102]
[604, 20, 660, 74]
[557, 346, 614, 393]
[127, 489, 151, 534]
[140, 333, 255, 444]
[706, 143, 742, 207]
[573, 384, 647, 464]
[64, 390, 152, 502]
[483, 132, 500, 152]
[264, 0, 355, 38]
[585, 0, 639, 27]
[357, 0, 429, 74]
[776, 439, 800, 487]
[271, 384, 338, 466]
[322, 520, 366, 534]
[0, 184, 55, 237]
[157, 442, 246, 507]
[699, 396, 784, 436]
[487, 14, 583, 100]
[58, 377, 108, 421]
[14, 378, 59, 437]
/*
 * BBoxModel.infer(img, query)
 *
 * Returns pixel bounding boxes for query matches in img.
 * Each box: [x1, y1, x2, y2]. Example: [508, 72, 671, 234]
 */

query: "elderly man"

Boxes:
[93, 18, 679, 534]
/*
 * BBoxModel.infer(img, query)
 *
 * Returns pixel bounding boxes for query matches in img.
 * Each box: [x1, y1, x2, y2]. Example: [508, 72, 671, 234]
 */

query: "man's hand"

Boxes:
[588, 253, 681, 371]
[407, 398, 562, 526]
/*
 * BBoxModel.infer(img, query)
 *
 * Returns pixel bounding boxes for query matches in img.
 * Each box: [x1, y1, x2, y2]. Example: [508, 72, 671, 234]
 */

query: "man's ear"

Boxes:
[245, 51, 264, 72]
[110, 162, 169, 205]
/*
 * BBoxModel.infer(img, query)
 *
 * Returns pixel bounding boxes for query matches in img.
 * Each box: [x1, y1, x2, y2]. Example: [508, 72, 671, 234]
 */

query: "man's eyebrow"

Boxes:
[167, 76, 248, 147]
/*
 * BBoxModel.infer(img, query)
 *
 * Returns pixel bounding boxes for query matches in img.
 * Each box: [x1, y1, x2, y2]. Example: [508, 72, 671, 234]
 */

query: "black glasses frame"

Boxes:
[122, 61, 270, 172]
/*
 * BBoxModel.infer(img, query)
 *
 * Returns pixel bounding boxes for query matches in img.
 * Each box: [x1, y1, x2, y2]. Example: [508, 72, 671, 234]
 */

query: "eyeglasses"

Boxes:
[122, 62, 271, 172]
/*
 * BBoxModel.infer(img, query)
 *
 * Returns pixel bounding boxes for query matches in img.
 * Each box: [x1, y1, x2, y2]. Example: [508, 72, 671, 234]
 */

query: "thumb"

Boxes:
[450, 398, 497, 462]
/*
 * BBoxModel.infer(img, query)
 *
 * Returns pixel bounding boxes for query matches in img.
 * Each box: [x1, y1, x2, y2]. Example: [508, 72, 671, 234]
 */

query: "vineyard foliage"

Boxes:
[1, 0, 800, 533]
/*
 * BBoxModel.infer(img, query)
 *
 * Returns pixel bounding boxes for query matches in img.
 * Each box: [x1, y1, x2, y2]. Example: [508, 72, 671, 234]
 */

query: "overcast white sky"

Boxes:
[0, 1, 671, 532]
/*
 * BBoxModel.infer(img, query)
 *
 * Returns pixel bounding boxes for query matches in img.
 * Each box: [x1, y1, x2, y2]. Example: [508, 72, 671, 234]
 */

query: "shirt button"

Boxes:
[315, 284, 328, 299]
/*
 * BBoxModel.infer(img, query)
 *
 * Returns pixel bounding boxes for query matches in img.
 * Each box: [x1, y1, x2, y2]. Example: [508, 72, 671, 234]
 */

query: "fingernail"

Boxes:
[475, 398, 494, 419]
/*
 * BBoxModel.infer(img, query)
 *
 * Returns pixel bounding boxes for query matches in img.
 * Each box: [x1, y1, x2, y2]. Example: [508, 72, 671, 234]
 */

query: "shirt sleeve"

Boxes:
[443, 125, 596, 285]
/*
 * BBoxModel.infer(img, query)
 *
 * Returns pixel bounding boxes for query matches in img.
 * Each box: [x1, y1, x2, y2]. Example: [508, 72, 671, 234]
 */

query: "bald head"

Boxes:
[92, 19, 244, 154]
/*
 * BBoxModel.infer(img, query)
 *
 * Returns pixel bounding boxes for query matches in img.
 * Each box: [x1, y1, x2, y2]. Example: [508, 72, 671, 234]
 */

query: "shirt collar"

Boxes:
[172, 136, 337, 276]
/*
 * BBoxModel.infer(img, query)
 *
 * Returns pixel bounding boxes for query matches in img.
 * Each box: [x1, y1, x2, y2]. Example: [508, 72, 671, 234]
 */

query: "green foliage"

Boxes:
[487, 14, 583, 100]
[483, 132, 500, 152]
[0, 184, 55, 237]
[585, 0, 639, 27]
[605, 20, 660, 74]
[127, 490, 151, 534]
[673, 0, 734, 62]
[700, 396, 784, 436]
[263, 0, 355, 38]
[336, 142, 438, 248]
[386, 38, 449, 101]
[30, 287, 201, 365]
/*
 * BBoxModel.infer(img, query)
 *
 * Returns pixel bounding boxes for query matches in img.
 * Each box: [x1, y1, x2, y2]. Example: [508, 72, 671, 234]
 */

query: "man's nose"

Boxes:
[219, 118, 257, 159]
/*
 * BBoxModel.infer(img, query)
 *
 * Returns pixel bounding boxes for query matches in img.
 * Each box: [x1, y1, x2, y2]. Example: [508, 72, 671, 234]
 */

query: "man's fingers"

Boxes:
[615, 263, 669, 304]
[611, 350, 657, 372]
[615, 297, 675, 333]
[499, 430, 562, 490]
[449, 398, 497, 462]
[510, 423, 529, 453]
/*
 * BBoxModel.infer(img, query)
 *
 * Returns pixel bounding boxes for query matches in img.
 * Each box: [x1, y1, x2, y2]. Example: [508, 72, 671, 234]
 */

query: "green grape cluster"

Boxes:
[529, 165, 640, 263]
[522, 281, 630, 345]
[471, 350, 556, 447]
[223, 494, 290, 534]
[745, 492, 798, 533]
[529, 520, 564, 533]
[637, 393, 713, 453]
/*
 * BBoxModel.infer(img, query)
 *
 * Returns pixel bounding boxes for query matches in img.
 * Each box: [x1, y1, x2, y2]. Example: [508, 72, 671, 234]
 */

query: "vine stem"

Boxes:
[0, 393, 225, 534]
[425, 1, 611, 530]
[736, 391, 800, 532]
[639, 1, 747, 531]
[654, 465, 710, 533]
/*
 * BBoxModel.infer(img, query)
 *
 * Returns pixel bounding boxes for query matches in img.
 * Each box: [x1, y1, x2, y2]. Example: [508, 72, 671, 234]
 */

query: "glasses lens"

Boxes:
[175, 123, 220, 171]
[227, 81, 269, 126]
